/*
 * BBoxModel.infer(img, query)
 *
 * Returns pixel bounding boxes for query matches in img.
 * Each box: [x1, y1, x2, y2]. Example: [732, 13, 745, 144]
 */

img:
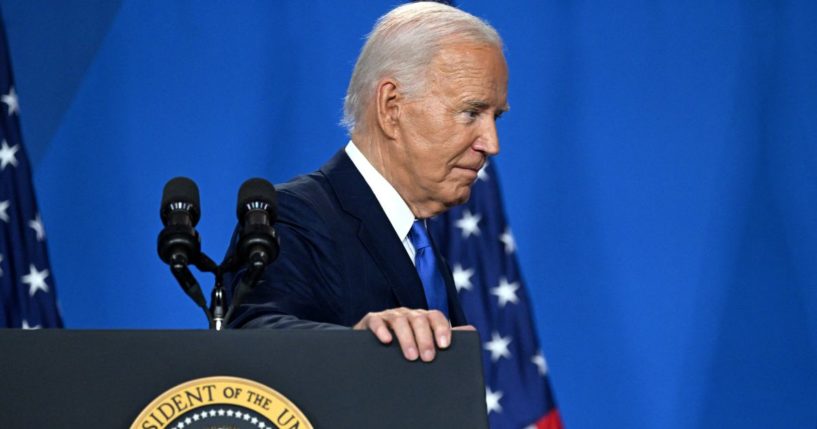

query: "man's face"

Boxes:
[392, 42, 508, 216]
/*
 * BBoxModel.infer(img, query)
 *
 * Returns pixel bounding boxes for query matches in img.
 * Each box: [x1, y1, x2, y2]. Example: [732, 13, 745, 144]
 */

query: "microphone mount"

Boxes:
[157, 177, 279, 331]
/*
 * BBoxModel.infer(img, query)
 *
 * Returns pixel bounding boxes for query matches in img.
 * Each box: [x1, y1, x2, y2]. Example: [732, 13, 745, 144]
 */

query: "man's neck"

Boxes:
[350, 133, 442, 219]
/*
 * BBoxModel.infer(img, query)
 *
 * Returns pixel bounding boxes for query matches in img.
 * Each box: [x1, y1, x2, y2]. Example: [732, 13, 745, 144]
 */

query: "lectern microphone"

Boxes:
[236, 178, 279, 268]
[157, 177, 212, 323]
[223, 178, 280, 325]
[158, 177, 201, 266]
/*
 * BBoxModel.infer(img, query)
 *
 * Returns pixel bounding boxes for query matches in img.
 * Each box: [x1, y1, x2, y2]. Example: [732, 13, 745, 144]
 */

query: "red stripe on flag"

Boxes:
[534, 409, 563, 429]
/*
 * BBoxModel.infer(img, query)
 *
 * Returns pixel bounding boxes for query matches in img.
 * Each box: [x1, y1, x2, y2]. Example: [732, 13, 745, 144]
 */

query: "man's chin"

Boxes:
[447, 188, 472, 208]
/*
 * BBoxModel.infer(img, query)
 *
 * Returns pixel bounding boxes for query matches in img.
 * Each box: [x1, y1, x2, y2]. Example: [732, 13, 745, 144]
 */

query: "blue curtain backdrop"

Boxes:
[1, 1, 815, 428]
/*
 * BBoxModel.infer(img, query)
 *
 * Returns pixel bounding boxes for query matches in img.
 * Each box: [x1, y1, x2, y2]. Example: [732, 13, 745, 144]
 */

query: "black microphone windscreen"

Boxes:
[161, 177, 201, 226]
[237, 178, 277, 222]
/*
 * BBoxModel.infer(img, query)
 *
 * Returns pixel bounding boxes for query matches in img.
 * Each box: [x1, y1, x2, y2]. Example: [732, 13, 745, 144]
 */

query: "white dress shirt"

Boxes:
[345, 141, 418, 265]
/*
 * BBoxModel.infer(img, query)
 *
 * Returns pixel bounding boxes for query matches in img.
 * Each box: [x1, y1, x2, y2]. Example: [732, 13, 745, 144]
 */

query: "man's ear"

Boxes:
[375, 79, 400, 139]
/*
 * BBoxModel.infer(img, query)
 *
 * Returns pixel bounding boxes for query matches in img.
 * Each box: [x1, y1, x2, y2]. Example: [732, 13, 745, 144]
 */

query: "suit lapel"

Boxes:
[320, 150, 428, 310]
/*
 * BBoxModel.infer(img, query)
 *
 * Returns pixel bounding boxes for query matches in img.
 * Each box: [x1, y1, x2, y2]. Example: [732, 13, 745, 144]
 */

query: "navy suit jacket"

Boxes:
[228, 149, 467, 329]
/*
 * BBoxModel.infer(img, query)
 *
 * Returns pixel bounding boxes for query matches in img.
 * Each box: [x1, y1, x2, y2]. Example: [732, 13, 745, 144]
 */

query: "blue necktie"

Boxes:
[408, 220, 450, 318]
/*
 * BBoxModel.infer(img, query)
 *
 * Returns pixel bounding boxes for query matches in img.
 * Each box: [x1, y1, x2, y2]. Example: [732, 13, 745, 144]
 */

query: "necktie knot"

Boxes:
[408, 220, 432, 250]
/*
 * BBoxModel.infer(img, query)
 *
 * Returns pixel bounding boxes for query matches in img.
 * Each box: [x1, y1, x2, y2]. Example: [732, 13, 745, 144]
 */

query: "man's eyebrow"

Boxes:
[464, 100, 510, 112]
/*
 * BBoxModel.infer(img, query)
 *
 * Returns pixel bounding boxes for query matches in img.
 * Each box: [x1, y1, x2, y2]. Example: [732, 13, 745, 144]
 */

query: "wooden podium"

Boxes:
[0, 330, 489, 428]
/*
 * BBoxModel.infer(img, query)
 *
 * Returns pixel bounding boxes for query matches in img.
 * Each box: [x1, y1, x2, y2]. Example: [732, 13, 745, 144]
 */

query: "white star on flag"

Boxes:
[21, 264, 49, 296]
[0, 200, 9, 222]
[0, 140, 19, 170]
[477, 160, 490, 181]
[21, 320, 41, 330]
[499, 226, 516, 254]
[532, 351, 549, 376]
[455, 209, 481, 238]
[2, 85, 18, 116]
[452, 264, 474, 292]
[28, 213, 46, 241]
[485, 386, 503, 414]
[484, 331, 512, 362]
[491, 277, 520, 307]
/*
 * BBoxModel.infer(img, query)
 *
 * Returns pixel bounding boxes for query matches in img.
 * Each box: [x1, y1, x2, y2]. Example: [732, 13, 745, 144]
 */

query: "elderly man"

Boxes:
[230, 2, 508, 362]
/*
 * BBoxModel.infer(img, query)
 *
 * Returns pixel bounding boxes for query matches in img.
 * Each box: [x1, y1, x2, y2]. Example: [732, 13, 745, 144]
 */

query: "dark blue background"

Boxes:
[2, 1, 816, 427]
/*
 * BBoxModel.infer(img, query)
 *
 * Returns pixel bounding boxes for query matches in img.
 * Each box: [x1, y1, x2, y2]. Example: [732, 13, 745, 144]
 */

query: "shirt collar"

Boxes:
[345, 140, 415, 242]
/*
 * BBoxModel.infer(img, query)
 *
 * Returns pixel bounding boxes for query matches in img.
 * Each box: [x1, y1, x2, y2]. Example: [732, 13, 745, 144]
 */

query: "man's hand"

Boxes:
[353, 307, 475, 362]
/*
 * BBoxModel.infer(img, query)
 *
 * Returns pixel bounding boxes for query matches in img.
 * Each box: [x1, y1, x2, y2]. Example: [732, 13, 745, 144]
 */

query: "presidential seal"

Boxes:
[131, 376, 313, 429]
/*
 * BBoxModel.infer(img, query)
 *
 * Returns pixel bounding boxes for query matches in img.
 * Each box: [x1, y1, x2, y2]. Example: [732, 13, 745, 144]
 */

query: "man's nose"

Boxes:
[479, 117, 500, 156]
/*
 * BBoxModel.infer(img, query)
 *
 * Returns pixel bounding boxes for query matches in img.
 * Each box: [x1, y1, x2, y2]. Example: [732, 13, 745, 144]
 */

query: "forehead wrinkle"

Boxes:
[430, 42, 503, 76]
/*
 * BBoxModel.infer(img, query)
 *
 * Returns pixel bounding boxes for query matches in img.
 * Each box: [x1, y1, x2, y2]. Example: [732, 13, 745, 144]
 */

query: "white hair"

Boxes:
[341, 2, 503, 133]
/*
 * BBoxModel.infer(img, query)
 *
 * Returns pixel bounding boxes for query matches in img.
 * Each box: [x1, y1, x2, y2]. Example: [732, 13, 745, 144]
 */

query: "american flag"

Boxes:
[0, 14, 62, 329]
[430, 161, 562, 429]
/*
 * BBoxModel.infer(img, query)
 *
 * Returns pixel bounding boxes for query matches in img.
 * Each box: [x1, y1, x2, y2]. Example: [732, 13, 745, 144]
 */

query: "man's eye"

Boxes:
[494, 111, 504, 121]
[465, 110, 480, 120]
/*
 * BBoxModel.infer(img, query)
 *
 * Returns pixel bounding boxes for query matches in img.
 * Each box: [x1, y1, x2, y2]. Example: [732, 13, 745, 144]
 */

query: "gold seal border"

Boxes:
[130, 375, 313, 429]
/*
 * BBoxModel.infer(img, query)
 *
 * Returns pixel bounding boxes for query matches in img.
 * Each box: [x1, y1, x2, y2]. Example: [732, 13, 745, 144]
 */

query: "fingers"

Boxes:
[427, 310, 452, 349]
[392, 315, 420, 361]
[362, 314, 394, 344]
[353, 308, 453, 362]
[452, 324, 476, 331]
[408, 312, 435, 362]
